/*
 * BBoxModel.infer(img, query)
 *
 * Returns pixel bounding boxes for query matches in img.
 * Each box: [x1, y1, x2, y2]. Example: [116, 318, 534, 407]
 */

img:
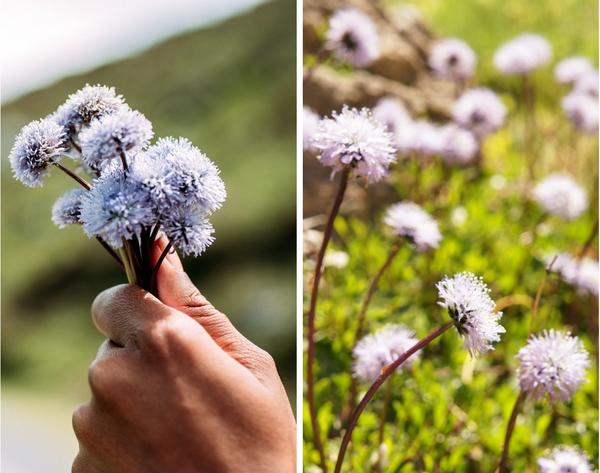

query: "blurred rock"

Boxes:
[304, 0, 455, 119]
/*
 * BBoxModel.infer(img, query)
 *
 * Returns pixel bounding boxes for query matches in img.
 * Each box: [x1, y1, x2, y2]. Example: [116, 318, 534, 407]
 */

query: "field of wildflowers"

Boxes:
[303, 1, 598, 472]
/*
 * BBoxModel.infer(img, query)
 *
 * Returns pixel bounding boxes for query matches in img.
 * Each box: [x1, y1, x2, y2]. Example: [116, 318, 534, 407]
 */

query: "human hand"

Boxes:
[72, 237, 296, 473]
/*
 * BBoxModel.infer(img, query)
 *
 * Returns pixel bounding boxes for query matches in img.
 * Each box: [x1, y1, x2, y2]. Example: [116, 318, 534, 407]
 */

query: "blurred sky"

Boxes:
[1, 0, 266, 102]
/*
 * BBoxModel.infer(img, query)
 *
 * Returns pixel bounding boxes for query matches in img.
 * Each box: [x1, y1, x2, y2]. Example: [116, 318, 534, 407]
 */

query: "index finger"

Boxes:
[91, 284, 172, 348]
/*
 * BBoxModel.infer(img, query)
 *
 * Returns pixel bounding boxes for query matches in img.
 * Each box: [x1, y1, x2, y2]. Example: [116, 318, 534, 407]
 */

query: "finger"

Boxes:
[91, 284, 173, 348]
[152, 234, 183, 272]
[155, 260, 279, 386]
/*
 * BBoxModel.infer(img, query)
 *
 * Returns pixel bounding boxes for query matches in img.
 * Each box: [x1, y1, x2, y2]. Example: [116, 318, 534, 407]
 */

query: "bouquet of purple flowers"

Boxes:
[9, 84, 226, 295]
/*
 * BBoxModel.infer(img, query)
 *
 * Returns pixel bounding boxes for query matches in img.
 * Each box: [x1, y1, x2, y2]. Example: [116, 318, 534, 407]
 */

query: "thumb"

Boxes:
[153, 238, 279, 386]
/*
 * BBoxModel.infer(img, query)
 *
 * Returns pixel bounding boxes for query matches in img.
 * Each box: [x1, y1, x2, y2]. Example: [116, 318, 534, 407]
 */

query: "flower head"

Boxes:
[538, 446, 593, 473]
[9, 118, 67, 187]
[162, 206, 215, 256]
[453, 88, 506, 138]
[554, 56, 594, 85]
[439, 123, 478, 166]
[80, 170, 154, 248]
[395, 120, 444, 157]
[517, 330, 590, 401]
[353, 324, 419, 382]
[384, 202, 441, 251]
[311, 106, 397, 182]
[429, 38, 477, 81]
[549, 253, 598, 297]
[325, 8, 379, 68]
[494, 33, 552, 75]
[80, 108, 153, 169]
[561, 92, 599, 134]
[372, 97, 411, 135]
[574, 69, 599, 97]
[141, 137, 226, 213]
[303, 107, 320, 150]
[51, 188, 87, 228]
[437, 272, 505, 356]
[532, 173, 588, 220]
[53, 84, 125, 131]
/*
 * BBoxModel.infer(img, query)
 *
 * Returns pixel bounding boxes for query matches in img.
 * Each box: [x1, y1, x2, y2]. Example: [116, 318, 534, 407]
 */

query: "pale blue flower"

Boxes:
[80, 108, 153, 169]
[9, 117, 67, 187]
[453, 88, 506, 138]
[162, 206, 215, 256]
[143, 137, 226, 213]
[53, 84, 125, 131]
[80, 170, 154, 247]
[51, 188, 87, 228]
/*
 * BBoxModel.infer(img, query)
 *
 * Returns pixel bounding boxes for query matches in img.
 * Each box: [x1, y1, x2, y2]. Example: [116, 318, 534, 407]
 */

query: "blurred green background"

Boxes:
[2, 0, 295, 470]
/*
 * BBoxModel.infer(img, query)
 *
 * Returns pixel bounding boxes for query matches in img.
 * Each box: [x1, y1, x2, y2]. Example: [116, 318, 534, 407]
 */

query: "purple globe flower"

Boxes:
[429, 38, 477, 81]
[396, 120, 444, 157]
[439, 123, 478, 166]
[554, 56, 594, 85]
[538, 446, 593, 473]
[532, 173, 588, 220]
[303, 107, 320, 151]
[517, 330, 589, 401]
[325, 8, 379, 68]
[372, 97, 411, 135]
[437, 272, 505, 357]
[494, 33, 552, 75]
[574, 69, 599, 97]
[384, 202, 441, 251]
[562, 92, 599, 134]
[549, 253, 599, 297]
[9, 117, 68, 187]
[453, 88, 506, 138]
[311, 106, 397, 183]
[353, 324, 420, 383]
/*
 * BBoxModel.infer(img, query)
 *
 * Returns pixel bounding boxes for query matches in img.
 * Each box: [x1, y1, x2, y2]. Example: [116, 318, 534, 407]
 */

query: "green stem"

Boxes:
[498, 391, 526, 473]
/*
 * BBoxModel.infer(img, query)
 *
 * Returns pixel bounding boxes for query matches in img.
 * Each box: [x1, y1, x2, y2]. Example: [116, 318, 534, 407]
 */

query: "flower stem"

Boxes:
[54, 162, 91, 190]
[95, 237, 124, 269]
[150, 239, 173, 295]
[307, 167, 350, 473]
[498, 390, 526, 473]
[578, 217, 598, 260]
[119, 151, 128, 172]
[334, 321, 453, 473]
[346, 239, 402, 418]
[373, 379, 394, 472]
[530, 255, 557, 334]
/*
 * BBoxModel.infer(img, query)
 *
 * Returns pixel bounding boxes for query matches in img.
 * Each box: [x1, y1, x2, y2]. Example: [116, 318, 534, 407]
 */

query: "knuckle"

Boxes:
[87, 358, 116, 401]
[145, 316, 191, 354]
[72, 403, 92, 444]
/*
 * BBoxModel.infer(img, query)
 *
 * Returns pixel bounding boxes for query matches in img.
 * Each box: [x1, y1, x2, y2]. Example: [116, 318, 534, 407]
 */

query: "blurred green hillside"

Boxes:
[1, 0, 296, 405]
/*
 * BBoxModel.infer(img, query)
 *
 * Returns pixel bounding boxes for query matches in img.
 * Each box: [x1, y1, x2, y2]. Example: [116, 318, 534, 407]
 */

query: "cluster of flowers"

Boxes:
[305, 7, 596, 471]
[9, 85, 226, 291]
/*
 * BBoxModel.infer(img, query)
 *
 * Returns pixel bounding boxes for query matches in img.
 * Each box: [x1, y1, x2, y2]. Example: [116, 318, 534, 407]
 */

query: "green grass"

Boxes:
[1, 0, 296, 402]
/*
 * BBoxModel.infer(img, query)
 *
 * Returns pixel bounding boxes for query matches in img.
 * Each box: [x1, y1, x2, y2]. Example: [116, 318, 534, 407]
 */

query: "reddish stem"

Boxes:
[334, 321, 453, 473]
[306, 168, 350, 473]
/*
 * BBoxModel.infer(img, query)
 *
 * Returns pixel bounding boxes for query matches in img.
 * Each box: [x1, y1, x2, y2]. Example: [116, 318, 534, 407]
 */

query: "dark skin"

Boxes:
[72, 237, 296, 473]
